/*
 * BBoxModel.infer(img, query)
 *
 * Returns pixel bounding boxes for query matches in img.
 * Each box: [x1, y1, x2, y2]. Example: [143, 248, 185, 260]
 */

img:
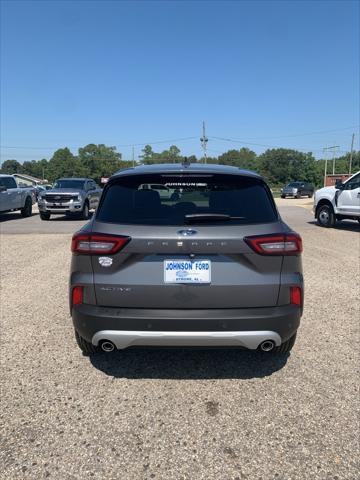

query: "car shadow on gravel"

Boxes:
[307, 220, 360, 232]
[49, 212, 94, 221]
[89, 349, 289, 379]
[0, 212, 36, 222]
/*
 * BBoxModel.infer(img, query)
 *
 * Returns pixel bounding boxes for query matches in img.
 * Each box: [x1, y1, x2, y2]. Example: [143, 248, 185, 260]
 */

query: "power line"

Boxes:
[218, 125, 359, 140]
[207, 147, 226, 154]
[209, 136, 349, 154]
[0, 136, 198, 151]
[116, 137, 197, 147]
[2, 126, 358, 151]
[211, 136, 288, 149]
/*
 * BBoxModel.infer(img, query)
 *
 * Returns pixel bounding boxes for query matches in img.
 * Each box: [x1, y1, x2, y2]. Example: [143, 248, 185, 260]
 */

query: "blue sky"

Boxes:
[1, 0, 359, 163]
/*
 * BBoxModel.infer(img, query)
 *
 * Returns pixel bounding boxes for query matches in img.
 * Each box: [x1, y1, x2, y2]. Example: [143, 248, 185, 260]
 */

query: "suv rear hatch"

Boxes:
[85, 171, 285, 309]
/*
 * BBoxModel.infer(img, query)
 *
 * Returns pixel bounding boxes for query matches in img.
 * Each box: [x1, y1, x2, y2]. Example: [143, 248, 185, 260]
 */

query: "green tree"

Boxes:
[78, 144, 123, 181]
[258, 148, 317, 186]
[22, 159, 49, 180]
[140, 144, 183, 164]
[205, 156, 220, 164]
[140, 145, 156, 164]
[47, 148, 84, 181]
[0, 159, 23, 174]
[167, 145, 181, 163]
[218, 148, 258, 169]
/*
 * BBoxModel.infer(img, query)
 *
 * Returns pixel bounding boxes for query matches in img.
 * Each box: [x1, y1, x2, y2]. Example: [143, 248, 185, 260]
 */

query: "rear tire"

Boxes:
[40, 212, 51, 220]
[316, 204, 335, 228]
[308, 193, 313, 198]
[21, 197, 32, 217]
[74, 330, 101, 355]
[273, 333, 297, 354]
[296, 193, 301, 199]
[281, 195, 285, 199]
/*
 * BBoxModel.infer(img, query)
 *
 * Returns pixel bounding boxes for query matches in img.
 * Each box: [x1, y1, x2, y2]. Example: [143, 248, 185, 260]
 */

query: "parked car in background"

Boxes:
[314, 171, 360, 227]
[70, 163, 303, 356]
[281, 182, 314, 198]
[34, 184, 53, 200]
[139, 183, 181, 200]
[0, 174, 35, 217]
[38, 177, 102, 220]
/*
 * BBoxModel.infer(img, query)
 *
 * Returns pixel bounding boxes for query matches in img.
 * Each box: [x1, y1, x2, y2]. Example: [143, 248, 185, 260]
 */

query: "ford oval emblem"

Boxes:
[177, 229, 198, 236]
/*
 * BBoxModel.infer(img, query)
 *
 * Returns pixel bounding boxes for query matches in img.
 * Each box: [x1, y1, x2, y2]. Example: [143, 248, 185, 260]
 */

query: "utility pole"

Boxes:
[331, 145, 339, 174]
[200, 121, 208, 164]
[132, 146, 135, 167]
[323, 145, 339, 186]
[323, 147, 328, 187]
[349, 133, 355, 174]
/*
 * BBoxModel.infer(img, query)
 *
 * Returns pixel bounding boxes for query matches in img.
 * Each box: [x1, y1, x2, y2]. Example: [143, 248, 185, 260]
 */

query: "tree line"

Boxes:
[1, 142, 359, 188]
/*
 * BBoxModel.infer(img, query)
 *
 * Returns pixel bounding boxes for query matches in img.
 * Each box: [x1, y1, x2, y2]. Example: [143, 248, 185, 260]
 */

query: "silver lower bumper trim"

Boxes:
[92, 330, 282, 350]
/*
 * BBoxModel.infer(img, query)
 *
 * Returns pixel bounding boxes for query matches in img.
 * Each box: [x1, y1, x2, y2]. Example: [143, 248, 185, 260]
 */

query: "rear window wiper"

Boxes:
[184, 213, 245, 223]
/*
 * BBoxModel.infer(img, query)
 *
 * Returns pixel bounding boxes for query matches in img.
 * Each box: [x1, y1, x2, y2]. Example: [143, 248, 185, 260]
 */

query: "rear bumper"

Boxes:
[92, 330, 282, 350]
[72, 304, 301, 348]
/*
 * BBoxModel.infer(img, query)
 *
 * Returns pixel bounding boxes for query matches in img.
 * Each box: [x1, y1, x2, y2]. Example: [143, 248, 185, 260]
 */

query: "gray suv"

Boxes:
[70, 163, 303, 355]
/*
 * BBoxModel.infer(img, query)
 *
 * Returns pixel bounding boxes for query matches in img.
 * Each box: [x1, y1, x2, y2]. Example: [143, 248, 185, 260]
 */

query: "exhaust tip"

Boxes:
[259, 340, 275, 352]
[100, 340, 116, 353]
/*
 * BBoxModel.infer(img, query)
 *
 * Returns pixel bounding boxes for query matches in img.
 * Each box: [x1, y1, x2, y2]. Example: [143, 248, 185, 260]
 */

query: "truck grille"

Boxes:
[44, 194, 77, 202]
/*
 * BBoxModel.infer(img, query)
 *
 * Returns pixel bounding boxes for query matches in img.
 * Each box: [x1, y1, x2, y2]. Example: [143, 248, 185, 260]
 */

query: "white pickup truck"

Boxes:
[0, 174, 35, 217]
[313, 171, 360, 227]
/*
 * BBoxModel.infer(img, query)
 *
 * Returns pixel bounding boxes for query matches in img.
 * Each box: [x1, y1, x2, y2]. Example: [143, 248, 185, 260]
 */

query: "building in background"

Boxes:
[13, 173, 49, 187]
[324, 174, 351, 187]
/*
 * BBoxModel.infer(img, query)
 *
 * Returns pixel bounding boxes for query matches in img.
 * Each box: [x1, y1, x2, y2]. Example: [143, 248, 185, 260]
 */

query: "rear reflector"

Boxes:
[290, 286, 302, 306]
[72, 286, 83, 306]
[71, 233, 131, 254]
[244, 233, 302, 255]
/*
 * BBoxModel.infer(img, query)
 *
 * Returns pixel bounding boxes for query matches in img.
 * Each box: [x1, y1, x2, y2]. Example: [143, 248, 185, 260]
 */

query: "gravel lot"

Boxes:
[0, 204, 359, 480]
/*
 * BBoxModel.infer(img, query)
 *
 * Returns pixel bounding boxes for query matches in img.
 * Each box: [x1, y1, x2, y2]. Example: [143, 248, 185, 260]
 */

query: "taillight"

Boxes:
[71, 233, 131, 254]
[244, 233, 302, 255]
[72, 286, 83, 305]
[290, 286, 302, 306]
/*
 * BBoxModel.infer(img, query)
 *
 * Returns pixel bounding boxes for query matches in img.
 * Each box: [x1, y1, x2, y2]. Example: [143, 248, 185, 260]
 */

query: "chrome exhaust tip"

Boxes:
[259, 340, 275, 352]
[100, 340, 116, 353]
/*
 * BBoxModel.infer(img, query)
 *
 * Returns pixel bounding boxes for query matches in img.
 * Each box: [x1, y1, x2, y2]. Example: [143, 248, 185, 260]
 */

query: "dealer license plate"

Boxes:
[164, 259, 211, 284]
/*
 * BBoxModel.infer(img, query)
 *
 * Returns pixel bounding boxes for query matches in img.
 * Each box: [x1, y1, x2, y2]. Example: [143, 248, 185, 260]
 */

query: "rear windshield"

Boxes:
[96, 173, 277, 226]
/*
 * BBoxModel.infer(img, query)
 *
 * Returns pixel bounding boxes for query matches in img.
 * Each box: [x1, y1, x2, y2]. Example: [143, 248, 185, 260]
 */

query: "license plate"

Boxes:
[164, 259, 211, 284]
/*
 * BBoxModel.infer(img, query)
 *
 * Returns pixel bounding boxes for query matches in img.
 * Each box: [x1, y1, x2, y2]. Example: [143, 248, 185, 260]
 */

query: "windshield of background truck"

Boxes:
[53, 180, 85, 190]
